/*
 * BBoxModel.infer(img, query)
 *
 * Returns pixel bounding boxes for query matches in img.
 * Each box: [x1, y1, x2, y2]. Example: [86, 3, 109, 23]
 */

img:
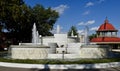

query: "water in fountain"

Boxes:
[56, 25, 60, 34]
[32, 23, 39, 43]
[71, 30, 74, 37]
[36, 31, 39, 43]
[84, 26, 89, 45]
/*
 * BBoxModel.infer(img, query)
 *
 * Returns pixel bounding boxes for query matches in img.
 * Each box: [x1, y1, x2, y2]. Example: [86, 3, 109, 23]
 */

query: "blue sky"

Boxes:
[24, 0, 120, 35]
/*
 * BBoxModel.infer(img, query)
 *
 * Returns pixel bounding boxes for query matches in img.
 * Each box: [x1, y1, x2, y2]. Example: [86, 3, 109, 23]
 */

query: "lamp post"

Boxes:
[39, 35, 43, 45]
[62, 51, 65, 60]
[66, 45, 68, 54]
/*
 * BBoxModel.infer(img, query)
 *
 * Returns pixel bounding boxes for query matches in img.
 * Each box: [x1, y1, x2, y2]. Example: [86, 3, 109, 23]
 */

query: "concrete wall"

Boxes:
[11, 45, 49, 59]
[10, 44, 110, 59]
[67, 37, 78, 43]
[79, 45, 109, 58]
[49, 46, 109, 59]
[56, 48, 66, 54]
[41, 34, 78, 47]
[54, 34, 68, 47]
[48, 54, 80, 59]
[48, 43, 58, 53]
[42, 37, 54, 46]
[67, 43, 83, 54]
[56, 43, 83, 54]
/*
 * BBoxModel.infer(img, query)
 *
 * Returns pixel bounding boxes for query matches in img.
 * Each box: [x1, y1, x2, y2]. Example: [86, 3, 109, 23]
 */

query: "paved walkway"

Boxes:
[0, 66, 120, 71]
[0, 62, 120, 71]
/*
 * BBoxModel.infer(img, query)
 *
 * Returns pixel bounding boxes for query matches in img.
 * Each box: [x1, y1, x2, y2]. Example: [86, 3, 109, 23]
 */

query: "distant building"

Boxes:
[91, 18, 120, 49]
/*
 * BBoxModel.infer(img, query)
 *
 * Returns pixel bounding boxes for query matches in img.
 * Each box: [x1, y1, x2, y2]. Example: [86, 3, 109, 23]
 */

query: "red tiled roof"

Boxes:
[98, 19, 117, 31]
[91, 37, 120, 42]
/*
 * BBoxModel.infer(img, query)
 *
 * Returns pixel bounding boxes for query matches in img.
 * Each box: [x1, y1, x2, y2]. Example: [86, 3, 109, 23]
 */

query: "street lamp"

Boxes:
[62, 51, 65, 60]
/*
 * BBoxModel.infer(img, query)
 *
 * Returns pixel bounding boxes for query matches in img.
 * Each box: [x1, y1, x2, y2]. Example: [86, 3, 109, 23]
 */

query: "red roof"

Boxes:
[91, 37, 120, 42]
[91, 18, 120, 43]
[98, 19, 117, 31]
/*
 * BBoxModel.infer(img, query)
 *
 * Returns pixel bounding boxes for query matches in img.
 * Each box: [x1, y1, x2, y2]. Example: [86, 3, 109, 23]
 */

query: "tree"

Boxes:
[32, 4, 59, 36]
[0, 0, 28, 43]
[68, 26, 78, 36]
[0, 0, 59, 44]
[89, 33, 97, 41]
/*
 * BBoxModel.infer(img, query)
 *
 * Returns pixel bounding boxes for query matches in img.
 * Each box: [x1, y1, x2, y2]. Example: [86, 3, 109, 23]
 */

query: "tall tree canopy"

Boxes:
[32, 4, 59, 36]
[68, 26, 78, 36]
[0, 0, 59, 44]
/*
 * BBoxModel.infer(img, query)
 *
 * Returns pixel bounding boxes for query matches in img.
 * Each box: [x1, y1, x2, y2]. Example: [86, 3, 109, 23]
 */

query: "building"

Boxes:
[91, 18, 120, 49]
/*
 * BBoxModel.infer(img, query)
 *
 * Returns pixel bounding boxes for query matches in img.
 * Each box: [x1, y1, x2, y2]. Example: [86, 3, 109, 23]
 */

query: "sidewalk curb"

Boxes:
[0, 62, 120, 69]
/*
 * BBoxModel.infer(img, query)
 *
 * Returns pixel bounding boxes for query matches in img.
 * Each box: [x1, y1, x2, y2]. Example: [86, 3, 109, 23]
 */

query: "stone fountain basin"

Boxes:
[79, 45, 110, 58]
[10, 44, 50, 59]
[10, 45, 49, 48]
[18, 43, 44, 46]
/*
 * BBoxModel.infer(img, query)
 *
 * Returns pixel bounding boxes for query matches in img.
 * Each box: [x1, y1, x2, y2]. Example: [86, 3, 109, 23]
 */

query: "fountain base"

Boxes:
[10, 45, 49, 59]
[79, 45, 110, 58]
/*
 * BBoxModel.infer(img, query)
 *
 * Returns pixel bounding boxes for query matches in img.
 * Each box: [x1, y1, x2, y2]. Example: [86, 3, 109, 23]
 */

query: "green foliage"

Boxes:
[89, 34, 97, 41]
[0, 0, 32, 43]
[32, 4, 59, 36]
[68, 26, 78, 36]
[0, 0, 59, 43]
[0, 58, 120, 64]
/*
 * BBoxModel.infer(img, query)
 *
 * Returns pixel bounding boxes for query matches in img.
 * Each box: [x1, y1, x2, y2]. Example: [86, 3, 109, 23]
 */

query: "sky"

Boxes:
[24, 0, 120, 35]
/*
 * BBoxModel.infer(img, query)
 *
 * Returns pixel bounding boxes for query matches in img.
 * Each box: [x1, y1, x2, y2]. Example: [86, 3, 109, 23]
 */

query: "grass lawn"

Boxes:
[0, 58, 120, 64]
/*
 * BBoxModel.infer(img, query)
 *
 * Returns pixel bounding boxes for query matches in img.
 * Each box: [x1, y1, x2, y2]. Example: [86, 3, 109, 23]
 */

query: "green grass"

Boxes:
[0, 58, 120, 64]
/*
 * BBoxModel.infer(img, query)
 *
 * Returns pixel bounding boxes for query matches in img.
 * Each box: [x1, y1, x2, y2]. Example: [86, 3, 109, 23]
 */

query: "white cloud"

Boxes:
[52, 5, 69, 14]
[78, 20, 95, 26]
[78, 22, 84, 25]
[90, 26, 99, 31]
[85, 2, 94, 7]
[87, 20, 95, 25]
[82, 10, 90, 15]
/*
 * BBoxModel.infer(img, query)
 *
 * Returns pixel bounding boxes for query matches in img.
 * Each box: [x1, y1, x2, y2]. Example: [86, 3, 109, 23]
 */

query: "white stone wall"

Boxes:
[56, 48, 66, 53]
[41, 34, 78, 47]
[54, 34, 68, 47]
[67, 37, 78, 43]
[11, 46, 49, 59]
[48, 54, 80, 59]
[79, 47, 109, 58]
[11, 45, 109, 59]
[67, 43, 83, 54]
[79, 35, 85, 43]
[48, 47, 109, 59]
[42, 37, 54, 46]
[56, 43, 83, 54]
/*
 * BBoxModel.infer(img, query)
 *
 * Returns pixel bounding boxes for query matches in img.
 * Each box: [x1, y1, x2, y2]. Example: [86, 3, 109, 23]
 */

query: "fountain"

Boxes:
[9, 23, 110, 59]
[10, 23, 50, 59]
[32, 23, 39, 43]
[71, 30, 74, 37]
[56, 25, 60, 34]
[78, 26, 110, 58]
[84, 26, 89, 45]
